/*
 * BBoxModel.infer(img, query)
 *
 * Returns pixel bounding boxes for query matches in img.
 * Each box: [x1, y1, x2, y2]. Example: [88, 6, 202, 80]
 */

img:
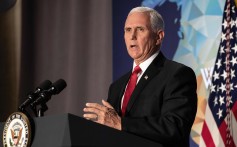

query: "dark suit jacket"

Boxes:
[107, 52, 197, 147]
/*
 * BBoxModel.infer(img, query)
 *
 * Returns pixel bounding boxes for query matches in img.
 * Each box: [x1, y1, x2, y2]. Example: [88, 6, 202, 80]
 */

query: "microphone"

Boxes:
[18, 80, 52, 111]
[31, 79, 67, 106]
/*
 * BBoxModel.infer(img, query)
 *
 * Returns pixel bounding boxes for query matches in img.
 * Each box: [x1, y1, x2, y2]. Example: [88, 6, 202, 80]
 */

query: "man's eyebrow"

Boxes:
[125, 26, 145, 29]
[124, 27, 131, 30]
[136, 26, 145, 29]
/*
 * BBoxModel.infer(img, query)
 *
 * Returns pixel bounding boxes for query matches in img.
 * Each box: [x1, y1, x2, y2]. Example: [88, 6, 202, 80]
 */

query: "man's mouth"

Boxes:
[130, 45, 137, 48]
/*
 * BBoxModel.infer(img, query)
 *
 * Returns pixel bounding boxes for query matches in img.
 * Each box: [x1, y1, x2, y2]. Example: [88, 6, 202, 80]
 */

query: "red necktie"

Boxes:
[122, 65, 141, 116]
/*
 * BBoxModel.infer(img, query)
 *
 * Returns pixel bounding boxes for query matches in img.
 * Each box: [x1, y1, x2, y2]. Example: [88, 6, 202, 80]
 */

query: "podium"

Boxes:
[0, 113, 162, 147]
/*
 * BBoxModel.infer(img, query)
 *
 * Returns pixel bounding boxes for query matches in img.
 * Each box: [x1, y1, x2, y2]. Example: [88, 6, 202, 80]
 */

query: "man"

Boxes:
[83, 7, 197, 147]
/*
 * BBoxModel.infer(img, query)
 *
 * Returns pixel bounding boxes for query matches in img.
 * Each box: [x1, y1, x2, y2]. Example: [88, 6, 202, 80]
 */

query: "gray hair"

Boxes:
[129, 7, 165, 32]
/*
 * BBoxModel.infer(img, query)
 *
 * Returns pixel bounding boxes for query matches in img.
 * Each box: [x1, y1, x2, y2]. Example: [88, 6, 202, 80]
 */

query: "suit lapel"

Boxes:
[115, 72, 131, 115]
[125, 52, 166, 115]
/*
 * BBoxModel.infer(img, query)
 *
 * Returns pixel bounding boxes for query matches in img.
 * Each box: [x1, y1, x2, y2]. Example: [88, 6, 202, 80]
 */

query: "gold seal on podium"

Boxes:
[2, 112, 31, 147]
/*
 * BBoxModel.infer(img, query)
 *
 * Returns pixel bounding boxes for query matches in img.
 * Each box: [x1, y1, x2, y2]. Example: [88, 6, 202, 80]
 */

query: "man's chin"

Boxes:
[129, 55, 140, 60]
[128, 51, 141, 58]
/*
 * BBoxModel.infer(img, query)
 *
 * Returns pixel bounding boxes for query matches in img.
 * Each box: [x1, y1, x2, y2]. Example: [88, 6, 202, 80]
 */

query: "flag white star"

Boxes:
[221, 70, 227, 80]
[220, 46, 225, 55]
[219, 83, 226, 93]
[221, 33, 226, 42]
[222, 20, 228, 29]
[232, 44, 237, 53]
[231, 18, 236, 28]
[213, 96, 218, 106]
[216, 108, 223, 119]
[213, 71, 219, 81]
[232, 6, 236, 13]
[219, 96, 225, 106]
[216, 59, 222, 69]
[230, 32, 234, 40]
[211, 84, 216, 92]
[231, 69, 235, 79]
[230, 56, 237, 65]
[230, 83, 234, 91]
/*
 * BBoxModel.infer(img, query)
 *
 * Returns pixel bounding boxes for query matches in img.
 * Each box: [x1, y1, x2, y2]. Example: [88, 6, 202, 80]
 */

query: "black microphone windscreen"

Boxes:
[37, 80, 52, 90]
[52, 79, 67, 94]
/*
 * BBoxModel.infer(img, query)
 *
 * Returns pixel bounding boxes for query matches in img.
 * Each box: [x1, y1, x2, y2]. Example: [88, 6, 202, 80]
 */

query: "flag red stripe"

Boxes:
[201, 121, 215, 147]
[219, 120, 227, 145]
[219, 116, 236, 147]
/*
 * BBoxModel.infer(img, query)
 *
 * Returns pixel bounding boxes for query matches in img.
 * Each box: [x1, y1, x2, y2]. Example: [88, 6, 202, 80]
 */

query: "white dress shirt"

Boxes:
[121, 51, 159, 107]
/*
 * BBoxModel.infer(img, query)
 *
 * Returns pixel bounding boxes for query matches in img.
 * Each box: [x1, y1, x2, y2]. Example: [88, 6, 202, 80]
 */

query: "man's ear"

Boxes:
[156, 30, 165, 45]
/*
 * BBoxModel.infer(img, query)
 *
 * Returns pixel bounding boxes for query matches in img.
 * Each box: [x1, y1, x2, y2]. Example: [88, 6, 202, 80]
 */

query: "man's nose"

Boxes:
[131, 30, 137, 40]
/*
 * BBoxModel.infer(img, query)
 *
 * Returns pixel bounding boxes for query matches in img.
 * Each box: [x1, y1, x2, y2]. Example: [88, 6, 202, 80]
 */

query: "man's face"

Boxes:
[124, 12, 160, 65]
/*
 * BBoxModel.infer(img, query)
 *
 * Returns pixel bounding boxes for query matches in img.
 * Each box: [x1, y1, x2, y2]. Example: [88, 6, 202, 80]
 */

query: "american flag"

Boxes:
[200, 0, 237, 147]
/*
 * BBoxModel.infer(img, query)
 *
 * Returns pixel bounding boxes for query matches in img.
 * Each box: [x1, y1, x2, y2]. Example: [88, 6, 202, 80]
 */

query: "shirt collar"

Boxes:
[133, 51, 159, 73]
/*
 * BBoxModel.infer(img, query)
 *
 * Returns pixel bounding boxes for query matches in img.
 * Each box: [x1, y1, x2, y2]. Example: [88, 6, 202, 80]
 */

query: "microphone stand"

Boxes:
[36, 103, 48, 117]
[30, 90, 52, 117]
[31, 97, 50, 117]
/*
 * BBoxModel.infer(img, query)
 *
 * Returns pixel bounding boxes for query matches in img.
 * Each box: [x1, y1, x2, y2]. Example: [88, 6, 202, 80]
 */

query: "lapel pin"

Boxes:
[144, 75, 148, 80]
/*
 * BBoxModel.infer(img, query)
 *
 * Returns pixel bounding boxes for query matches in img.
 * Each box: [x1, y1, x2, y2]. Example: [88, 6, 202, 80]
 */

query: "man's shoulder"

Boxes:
[153, 52, 194, 72]
[160, 59, 196, 81]
[110, 71, 130, 87]
[165, 59, 194, 73]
